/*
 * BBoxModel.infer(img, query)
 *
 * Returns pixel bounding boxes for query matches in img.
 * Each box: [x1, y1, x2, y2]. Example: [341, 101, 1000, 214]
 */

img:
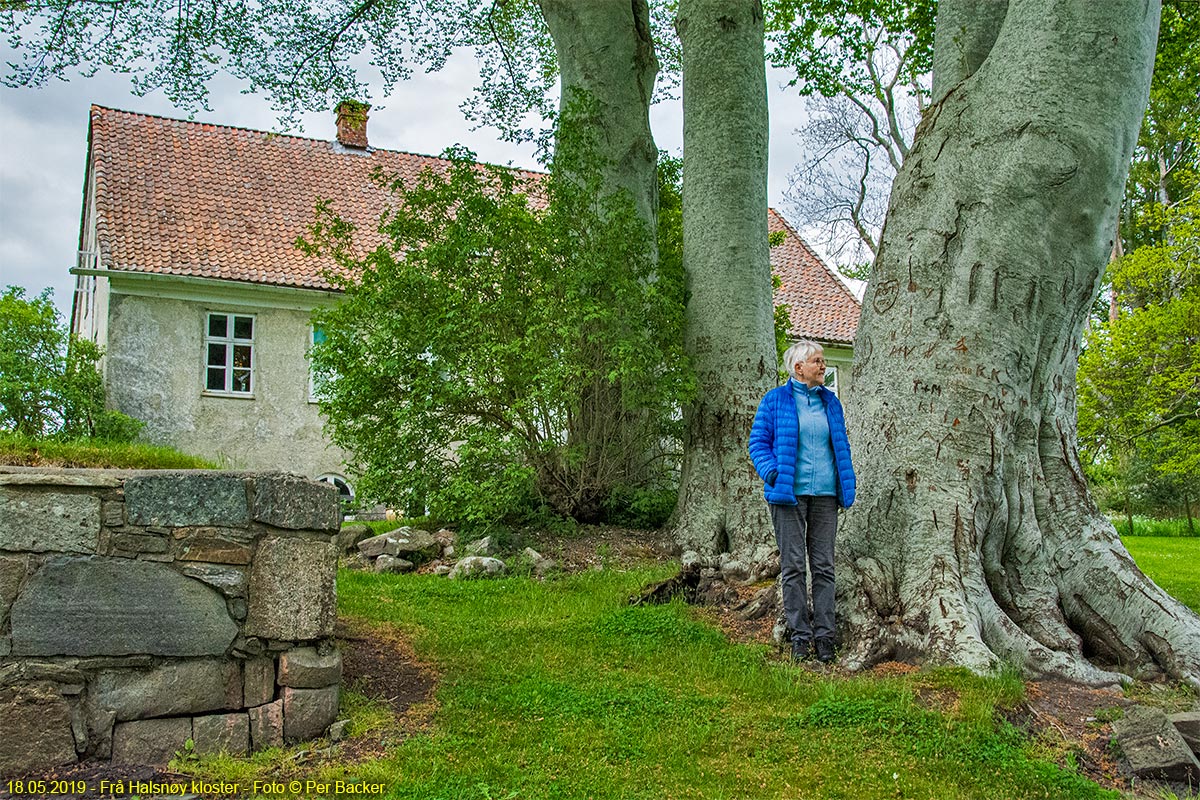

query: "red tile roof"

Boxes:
[86, 105, 859, 342]
[769, 209, 861, 344]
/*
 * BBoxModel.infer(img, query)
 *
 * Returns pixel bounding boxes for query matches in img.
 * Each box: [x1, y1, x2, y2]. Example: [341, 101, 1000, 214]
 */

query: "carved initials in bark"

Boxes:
[841, 0, 1200, 687]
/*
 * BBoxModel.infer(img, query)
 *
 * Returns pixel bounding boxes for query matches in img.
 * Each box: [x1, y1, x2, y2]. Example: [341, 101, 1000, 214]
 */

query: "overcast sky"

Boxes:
[0, 47, 820, 320]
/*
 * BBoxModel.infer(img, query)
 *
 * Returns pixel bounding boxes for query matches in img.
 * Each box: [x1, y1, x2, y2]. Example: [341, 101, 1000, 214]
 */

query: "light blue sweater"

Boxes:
[790, 379, 837, 497]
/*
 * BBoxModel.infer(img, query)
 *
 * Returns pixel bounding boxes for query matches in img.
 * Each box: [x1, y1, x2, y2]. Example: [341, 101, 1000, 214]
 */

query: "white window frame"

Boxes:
[824, 365, 839, 395]
[204, 312, 256, 397]
[316, 473, 354, 501]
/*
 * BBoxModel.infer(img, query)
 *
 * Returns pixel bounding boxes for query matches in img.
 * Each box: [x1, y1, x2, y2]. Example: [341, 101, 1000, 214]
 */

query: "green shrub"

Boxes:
[305, 103, 693, 528]
[601, 484, 677, 528]
[91, 410, 146, 443]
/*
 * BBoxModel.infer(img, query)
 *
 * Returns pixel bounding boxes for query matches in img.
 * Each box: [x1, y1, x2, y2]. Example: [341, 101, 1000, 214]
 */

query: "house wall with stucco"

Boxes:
[100, 278, 350, 481]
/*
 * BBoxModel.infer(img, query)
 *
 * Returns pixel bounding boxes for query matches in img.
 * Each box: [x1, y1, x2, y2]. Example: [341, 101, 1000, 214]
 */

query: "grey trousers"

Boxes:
[770, 496, 838, 642]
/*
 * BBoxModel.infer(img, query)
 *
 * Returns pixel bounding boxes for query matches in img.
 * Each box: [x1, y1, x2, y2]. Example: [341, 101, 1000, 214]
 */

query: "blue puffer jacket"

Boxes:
[748, 382, 856, 508]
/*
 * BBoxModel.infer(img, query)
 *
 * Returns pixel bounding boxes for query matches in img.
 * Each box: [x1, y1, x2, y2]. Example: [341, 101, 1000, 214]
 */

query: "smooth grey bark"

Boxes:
[930, 0, 1008, 104]
[842, 0, 1200, 687]
[671, 0, 776, 558]
[539, 0, 660, 232]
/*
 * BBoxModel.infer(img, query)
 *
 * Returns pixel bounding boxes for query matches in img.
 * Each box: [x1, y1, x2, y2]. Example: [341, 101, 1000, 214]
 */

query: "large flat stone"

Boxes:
[0, 471, 121, 488]
[244, 538, 337, 641]
[282, 686, 339, 742]
[0, 490, 99, 553]
[192, 712, 250, 756]
[1114, 705, 1200, 783]
[252, 474, 340, 532]
[248, 700, 283, 751]
[91, 660, 242, 721]
[9, 557, 238, 657]
[0, 683, 78, 776]
[111, 717, 192, 766]
[125, 473, 248, 527]
[278, 648, 342, 688]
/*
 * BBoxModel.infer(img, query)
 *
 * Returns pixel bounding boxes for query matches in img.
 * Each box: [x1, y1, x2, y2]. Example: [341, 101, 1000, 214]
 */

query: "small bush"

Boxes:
[601, 484, 677, 529]
[91, 410, 146, 443]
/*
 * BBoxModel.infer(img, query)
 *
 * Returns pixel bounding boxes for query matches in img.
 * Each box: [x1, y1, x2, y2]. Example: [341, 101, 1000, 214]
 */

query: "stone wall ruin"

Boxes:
[0, 468, 342, 776]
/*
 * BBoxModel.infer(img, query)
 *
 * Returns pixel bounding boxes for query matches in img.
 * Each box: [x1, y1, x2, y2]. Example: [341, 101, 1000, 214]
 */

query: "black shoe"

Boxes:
[791, 637, 813, 662]
[814, 637, 835, 664]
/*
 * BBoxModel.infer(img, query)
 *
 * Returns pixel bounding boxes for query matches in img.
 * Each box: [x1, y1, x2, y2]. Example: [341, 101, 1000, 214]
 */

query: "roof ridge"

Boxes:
[88, 104, 546, 177]
[767, 208, 863, 309]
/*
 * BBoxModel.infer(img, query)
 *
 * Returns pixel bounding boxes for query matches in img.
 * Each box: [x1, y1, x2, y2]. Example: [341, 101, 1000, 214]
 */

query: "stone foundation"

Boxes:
[0, 468, 342, 776]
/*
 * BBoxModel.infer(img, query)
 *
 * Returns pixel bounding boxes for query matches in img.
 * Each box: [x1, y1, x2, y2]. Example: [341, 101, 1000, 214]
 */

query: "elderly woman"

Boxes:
[748, 340, 856, 663]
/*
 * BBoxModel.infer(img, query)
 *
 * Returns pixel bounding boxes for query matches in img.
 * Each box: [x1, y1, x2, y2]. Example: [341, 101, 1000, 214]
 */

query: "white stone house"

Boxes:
[70, 105, 861, 496]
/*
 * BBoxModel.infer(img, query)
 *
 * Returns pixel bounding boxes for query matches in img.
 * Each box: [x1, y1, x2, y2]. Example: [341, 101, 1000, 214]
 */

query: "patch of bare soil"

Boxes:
[530, 524, 677, 572]
[1021, 680, 1133, 795]
[331, 617, 440, 763]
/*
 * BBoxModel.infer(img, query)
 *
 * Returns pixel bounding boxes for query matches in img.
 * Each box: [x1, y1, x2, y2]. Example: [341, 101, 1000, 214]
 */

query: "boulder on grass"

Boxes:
[356, 528, 439, 562]
[464, 536, 496, 556]
[1113, 705, 1200, 783]
[337, 524, 374, 554]
[448, 557, 506, 580]
[374, 555, 415, 574]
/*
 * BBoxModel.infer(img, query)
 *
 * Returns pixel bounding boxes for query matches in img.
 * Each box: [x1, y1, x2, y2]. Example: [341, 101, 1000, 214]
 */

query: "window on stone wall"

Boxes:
[205, 313, 255, 395]
[824, 366, 839, 395]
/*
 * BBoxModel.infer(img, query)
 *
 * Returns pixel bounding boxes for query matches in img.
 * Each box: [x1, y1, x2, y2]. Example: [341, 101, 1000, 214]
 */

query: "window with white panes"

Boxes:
[824, 366, 839, 395]
[205, 313, 255, 395]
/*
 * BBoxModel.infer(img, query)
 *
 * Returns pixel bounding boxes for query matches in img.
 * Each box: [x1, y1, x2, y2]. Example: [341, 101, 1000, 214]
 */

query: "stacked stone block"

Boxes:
[0, 468, 343, 776]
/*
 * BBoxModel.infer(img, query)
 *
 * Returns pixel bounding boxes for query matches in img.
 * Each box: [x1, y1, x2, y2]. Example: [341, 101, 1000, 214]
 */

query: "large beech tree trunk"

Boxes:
[670, 0, 776, 559]
[539, 1, 663, 510]
[539, 0, 660, 232]
[841, 0, 1200, 687]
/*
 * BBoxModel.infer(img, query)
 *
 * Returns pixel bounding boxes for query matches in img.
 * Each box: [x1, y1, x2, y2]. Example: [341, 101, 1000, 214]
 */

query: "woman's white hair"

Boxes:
[782, 340, 824, 377]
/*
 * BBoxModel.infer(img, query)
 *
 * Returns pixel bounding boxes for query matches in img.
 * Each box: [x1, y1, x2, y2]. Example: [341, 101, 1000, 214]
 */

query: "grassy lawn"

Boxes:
[1122, 535, 1200, 613]
[184, 534, 1200, 799]
[229, 566, 1106, 800]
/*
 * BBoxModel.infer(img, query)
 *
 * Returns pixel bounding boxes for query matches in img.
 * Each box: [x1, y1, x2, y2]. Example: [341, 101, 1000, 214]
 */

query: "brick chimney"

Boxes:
[335, 100, 370, 149]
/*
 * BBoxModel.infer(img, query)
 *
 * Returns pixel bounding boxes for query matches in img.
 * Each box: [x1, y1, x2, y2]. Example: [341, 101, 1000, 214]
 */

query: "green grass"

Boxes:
[1122, 535, 1200, 613]
[1109, 514, 1197, 537]
[187, 566, 1120, 800]
[0, 432, 215, 469]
